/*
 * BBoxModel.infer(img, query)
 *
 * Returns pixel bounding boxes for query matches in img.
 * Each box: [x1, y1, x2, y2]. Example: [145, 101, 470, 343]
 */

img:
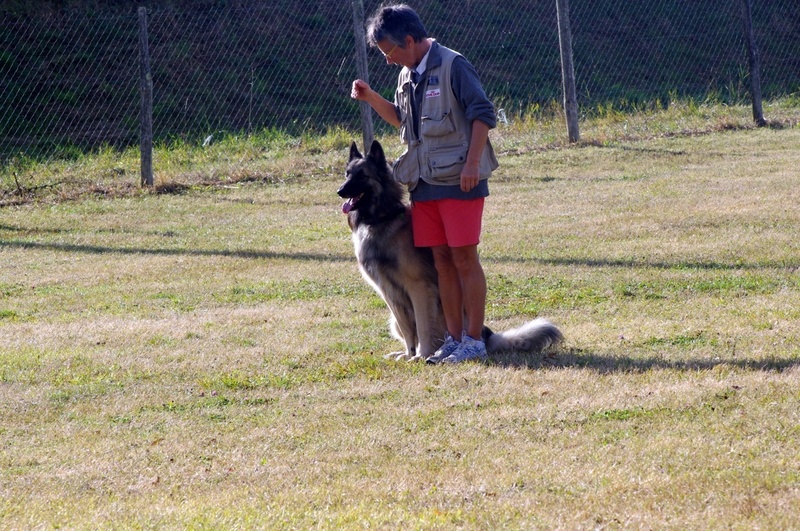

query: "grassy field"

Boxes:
[1, 101, 799, 529]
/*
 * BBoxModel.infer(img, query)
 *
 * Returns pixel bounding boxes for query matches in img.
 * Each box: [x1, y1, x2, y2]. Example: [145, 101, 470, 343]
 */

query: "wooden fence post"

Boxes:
[740, 0, 767, 126]
[556, 0, 580, 143]
[138, 6, 154, 187]
[351, 0, 374, 149]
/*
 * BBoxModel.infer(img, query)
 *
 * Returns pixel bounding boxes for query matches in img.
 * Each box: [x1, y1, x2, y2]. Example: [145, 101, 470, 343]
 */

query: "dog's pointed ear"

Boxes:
[368, 140, 386, 164]
[349, 142, 362, 161]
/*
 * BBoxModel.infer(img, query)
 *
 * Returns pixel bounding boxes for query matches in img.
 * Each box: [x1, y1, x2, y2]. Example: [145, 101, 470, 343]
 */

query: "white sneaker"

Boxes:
[426, 333, 460, 365]
[442, 333, 487, 363]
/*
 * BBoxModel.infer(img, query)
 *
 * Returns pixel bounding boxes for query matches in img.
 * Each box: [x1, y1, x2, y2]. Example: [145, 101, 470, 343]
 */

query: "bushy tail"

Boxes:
[484, 318, 563, 353]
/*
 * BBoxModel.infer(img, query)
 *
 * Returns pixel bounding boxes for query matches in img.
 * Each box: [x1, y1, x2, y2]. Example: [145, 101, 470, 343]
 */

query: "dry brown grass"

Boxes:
[1, 104, 799, 528]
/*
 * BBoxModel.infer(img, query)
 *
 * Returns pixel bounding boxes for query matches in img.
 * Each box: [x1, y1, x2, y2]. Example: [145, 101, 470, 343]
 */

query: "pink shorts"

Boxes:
[411, 198, 485, 248]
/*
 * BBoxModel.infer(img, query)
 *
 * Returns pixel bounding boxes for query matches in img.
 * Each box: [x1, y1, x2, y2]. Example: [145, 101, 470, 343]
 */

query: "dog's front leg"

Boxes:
[384, 303, 420, 361]
[407, 283, 445, 361]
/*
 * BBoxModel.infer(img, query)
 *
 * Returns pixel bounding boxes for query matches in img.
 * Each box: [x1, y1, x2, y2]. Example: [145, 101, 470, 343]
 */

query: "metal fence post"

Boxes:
[556, 0, 579, 143]
[740, 0, 766, 127]
[138, 6, 154, 187]
[351, 0, 374, 149]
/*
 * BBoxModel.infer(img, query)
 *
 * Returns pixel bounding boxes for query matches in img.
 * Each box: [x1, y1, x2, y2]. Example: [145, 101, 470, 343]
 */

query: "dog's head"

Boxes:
[338, 140, 388, 214]
[338, 140, 404, 224]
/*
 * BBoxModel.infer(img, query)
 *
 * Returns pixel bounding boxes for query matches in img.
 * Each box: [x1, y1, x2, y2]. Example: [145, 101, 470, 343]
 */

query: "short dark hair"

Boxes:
[365, 4, 428, 48]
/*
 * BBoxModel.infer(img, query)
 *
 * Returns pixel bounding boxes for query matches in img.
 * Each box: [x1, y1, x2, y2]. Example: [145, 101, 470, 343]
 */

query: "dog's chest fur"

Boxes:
[351, 217, 406, 283]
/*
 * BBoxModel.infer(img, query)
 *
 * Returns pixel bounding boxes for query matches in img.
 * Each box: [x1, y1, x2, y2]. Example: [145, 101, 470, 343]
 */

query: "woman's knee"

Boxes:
[450, 245, 480, 271]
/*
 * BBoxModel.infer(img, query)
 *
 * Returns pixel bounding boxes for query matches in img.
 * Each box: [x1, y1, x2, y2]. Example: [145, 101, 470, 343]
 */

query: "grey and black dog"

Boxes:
[338, 140, 563, 362]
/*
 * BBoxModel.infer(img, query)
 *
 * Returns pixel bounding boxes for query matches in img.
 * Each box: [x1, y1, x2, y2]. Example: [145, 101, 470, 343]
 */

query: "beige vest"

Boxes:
[393, 44, 498, 190]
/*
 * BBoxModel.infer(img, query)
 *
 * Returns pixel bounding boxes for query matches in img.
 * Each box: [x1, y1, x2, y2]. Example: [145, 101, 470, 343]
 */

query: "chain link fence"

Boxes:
[1, 0, 799, 168]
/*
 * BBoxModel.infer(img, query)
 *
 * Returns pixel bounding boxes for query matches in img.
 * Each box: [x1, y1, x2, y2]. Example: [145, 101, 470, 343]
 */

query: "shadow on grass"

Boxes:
[486, 254, 800, 271]
[0, 238, 353, 262]
[3, 222, 799, 270]
[4, 238, 798, 271]
[490, 347, 800, 373]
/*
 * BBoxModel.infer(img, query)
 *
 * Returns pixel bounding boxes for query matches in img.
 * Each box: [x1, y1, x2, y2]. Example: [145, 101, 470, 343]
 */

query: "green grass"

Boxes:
[1, 101, 799, 528]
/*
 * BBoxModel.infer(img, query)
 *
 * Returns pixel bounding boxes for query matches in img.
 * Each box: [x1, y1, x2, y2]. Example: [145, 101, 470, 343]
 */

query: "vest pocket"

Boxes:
[428, 142, 467, 181]
[421, 110, 454, 137]
[392, 151, 419, 189]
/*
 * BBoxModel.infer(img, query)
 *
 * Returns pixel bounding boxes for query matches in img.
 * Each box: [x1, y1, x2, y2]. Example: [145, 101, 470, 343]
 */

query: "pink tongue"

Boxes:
[341, 199, 354, 214]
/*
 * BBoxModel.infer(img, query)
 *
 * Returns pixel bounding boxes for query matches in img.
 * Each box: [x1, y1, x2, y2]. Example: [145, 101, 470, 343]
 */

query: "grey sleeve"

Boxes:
[450, 56, 497, 129]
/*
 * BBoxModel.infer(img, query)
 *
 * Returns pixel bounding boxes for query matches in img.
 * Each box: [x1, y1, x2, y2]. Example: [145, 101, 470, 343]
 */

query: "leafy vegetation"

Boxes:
[1, 0, 799, 161]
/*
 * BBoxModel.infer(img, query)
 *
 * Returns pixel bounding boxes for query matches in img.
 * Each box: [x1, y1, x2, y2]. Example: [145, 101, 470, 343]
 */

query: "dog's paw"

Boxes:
[384, 351, 410, 361]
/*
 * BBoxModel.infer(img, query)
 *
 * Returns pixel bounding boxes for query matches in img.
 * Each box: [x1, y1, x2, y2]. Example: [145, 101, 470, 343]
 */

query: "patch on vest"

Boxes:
[425, 88, 441, 98]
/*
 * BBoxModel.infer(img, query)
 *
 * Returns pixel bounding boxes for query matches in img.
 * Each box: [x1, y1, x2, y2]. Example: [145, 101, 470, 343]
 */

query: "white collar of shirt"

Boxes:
[414, 45, 432, 77]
